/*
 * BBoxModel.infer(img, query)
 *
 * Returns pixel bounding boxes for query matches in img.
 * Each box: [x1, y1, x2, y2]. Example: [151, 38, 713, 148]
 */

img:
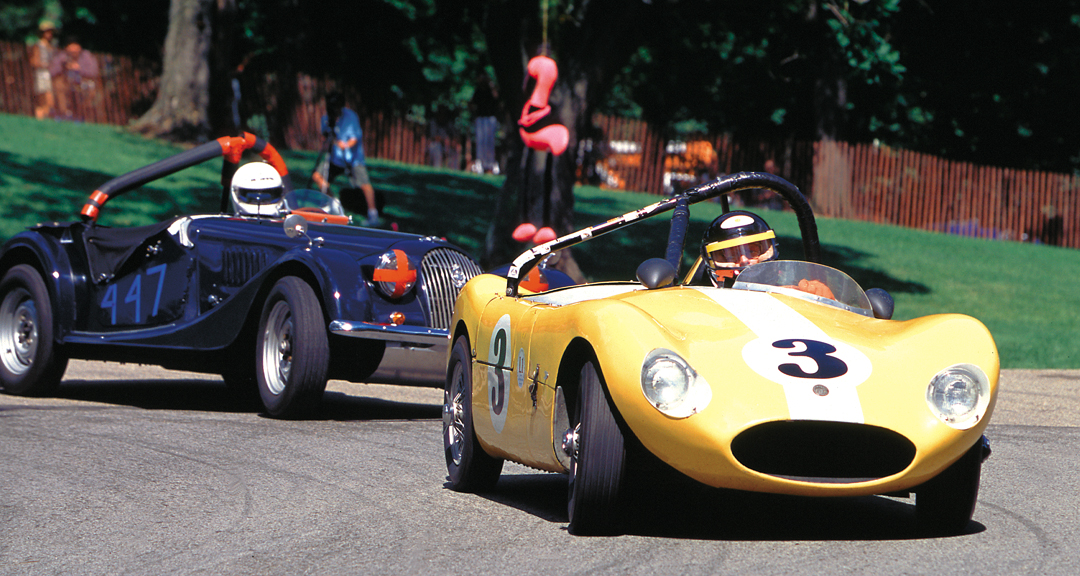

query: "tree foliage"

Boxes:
[5, 0, 1080, 172]
[891, 0, 1080, 172]
[598, 1, 907, 142]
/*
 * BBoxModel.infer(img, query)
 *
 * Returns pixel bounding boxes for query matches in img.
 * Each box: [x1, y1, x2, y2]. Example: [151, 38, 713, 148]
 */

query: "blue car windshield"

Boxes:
[282, 189, 345, 216]
[732, 260, 874, 317]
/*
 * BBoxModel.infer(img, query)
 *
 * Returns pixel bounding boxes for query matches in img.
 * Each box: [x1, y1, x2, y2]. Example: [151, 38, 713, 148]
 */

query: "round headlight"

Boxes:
[641, 349, 711, 418]
[373, 249, 417, 299]
[926, 364, 990, 429]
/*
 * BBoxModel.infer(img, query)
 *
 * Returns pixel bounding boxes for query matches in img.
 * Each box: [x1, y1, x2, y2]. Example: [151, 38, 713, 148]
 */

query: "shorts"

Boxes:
[316, 160, 371, 188]
[34, 70, 52, 95]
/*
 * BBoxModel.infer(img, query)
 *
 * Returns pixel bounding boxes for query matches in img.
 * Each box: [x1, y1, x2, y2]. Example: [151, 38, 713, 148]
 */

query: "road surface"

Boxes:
[1, 362, 1077, 575]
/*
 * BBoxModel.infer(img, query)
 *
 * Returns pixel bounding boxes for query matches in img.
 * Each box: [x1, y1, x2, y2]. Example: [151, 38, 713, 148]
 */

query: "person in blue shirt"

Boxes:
[311, 92, 379, 226]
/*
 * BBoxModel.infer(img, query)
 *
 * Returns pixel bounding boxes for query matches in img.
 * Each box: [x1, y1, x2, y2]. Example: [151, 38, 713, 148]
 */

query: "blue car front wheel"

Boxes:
[256, 276, 329, 418]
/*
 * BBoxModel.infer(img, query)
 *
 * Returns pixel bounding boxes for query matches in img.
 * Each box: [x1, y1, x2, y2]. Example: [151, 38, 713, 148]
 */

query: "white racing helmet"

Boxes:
[231, 162, 284, 216]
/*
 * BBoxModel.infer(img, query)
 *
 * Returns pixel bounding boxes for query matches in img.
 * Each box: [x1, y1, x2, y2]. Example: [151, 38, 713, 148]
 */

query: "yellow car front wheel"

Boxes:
[444, 336, 503, 492]
[567, 359, 627, 536]
[915, 437, 986, 535]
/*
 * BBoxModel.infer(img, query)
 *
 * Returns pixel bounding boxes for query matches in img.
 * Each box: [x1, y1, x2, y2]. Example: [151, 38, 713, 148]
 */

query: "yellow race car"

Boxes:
[442, 172, 997, 536]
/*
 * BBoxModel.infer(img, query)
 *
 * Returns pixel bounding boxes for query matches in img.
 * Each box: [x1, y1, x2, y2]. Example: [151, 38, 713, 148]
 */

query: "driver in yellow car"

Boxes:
[699, 210, 778, 287]
[696, 210, 835, 300]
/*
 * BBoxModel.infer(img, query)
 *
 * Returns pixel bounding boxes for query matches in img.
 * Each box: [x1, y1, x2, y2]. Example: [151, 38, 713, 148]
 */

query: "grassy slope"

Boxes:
[1, 113, 1077, 368]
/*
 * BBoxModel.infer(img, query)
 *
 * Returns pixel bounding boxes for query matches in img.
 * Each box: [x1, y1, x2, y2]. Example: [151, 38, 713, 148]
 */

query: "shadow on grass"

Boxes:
[0, 149, 219, 236]
[367, 166, 502, 258]
[454, 470, 984, 540]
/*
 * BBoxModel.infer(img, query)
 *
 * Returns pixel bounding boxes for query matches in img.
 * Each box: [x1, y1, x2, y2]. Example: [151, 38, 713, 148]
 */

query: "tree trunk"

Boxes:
[209, 0, 238, 137]
[804, 2, 848, 141]
[130, 0, 214, 142]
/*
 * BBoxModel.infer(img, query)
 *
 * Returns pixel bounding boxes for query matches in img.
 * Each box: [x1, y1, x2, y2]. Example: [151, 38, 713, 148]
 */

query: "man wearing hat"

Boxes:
[29, 20, 57, 120]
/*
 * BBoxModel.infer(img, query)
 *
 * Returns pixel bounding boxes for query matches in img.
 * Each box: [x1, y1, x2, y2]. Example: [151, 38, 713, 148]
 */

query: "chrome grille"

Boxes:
[420, 248, 483, 329]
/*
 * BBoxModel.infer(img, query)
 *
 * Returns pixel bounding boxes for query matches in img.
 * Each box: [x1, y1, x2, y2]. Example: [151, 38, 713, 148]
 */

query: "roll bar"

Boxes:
[505, 171, 821, 297]
[79, 132, 288, 222]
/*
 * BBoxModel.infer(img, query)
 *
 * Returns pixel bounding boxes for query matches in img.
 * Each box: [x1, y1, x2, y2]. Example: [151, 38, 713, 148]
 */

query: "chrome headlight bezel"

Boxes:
[925, 363, 990, 430]
[640, 348, 712, 418]
[373, 249, 417, 299]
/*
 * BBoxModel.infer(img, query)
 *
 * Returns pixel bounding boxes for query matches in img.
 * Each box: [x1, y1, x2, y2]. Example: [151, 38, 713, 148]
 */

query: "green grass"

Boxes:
[2, 113, 1078, 368]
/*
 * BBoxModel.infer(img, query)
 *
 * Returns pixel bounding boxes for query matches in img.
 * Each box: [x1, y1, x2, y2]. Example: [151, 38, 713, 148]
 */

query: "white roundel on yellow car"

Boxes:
[692, 287, 873, 423]
[741, 336, 872, 422]
[487, 314, 513, 433]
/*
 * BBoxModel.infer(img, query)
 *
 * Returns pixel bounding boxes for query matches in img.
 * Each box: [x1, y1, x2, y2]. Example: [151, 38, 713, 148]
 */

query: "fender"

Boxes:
[0, 227, 84, 341]
[272, 245, 371, 323]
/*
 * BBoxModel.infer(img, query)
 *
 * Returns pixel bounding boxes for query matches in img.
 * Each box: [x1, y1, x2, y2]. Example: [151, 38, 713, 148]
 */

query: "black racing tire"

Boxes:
[444, 336, 503, 492]
[255, 277, 329, 418]
[915, 439, 985, 535]
[0, 264, 68, 396]
[567, 359, 627, 536]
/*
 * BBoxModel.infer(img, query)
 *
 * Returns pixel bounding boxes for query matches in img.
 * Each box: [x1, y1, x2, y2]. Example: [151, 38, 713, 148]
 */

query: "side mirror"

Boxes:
[283, 214, 309, 239]
[636, 258, 677, 290]
[865, 287, 894, 320]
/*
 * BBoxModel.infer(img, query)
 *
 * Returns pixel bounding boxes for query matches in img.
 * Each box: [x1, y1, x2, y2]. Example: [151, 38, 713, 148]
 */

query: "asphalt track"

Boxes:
[2, 362, 1078, 575]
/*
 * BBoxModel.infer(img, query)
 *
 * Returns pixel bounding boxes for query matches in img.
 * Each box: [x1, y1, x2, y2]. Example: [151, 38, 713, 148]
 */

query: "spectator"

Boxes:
[29, 20, 58, 120]
[50, 35, 99, 121]
[311, 92, 380, 226]
[472, 73, 500, 174]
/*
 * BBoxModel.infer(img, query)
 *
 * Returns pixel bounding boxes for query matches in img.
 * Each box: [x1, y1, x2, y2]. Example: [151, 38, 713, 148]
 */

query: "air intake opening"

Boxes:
[731, 421, 915, 483]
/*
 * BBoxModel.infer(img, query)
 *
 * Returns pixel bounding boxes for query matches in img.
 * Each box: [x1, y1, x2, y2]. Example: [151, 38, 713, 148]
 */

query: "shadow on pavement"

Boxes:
[456, 470, 986, 541]
[50, 379, 441, 421]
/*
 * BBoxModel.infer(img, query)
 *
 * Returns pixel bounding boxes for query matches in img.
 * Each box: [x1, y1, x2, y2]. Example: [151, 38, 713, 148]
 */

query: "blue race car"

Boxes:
[0, 132, 482, 417]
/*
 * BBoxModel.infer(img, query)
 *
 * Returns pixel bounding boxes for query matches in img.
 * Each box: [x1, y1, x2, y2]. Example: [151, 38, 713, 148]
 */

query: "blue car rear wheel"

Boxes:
[0, 264, 67, 396]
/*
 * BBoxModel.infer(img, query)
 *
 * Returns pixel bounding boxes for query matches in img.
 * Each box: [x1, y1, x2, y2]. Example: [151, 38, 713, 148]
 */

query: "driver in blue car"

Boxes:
[231, 161, 285, 217]
[701, 210, 835, 299]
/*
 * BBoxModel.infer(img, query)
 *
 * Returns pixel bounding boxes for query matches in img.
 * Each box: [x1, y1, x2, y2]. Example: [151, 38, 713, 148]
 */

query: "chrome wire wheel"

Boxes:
[444, 359, 467, 467]
[261, 300, 293, 397]
[444, 336, 502, 492]
[0, 287, 38, 376]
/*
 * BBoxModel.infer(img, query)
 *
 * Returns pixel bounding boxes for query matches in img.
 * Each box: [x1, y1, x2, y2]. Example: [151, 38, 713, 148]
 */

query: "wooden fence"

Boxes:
[812, 140, 1078, 247]
[0, 40, 157, 125]
[2, 40, 1076, 248]
[590, 115, 815, 200]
